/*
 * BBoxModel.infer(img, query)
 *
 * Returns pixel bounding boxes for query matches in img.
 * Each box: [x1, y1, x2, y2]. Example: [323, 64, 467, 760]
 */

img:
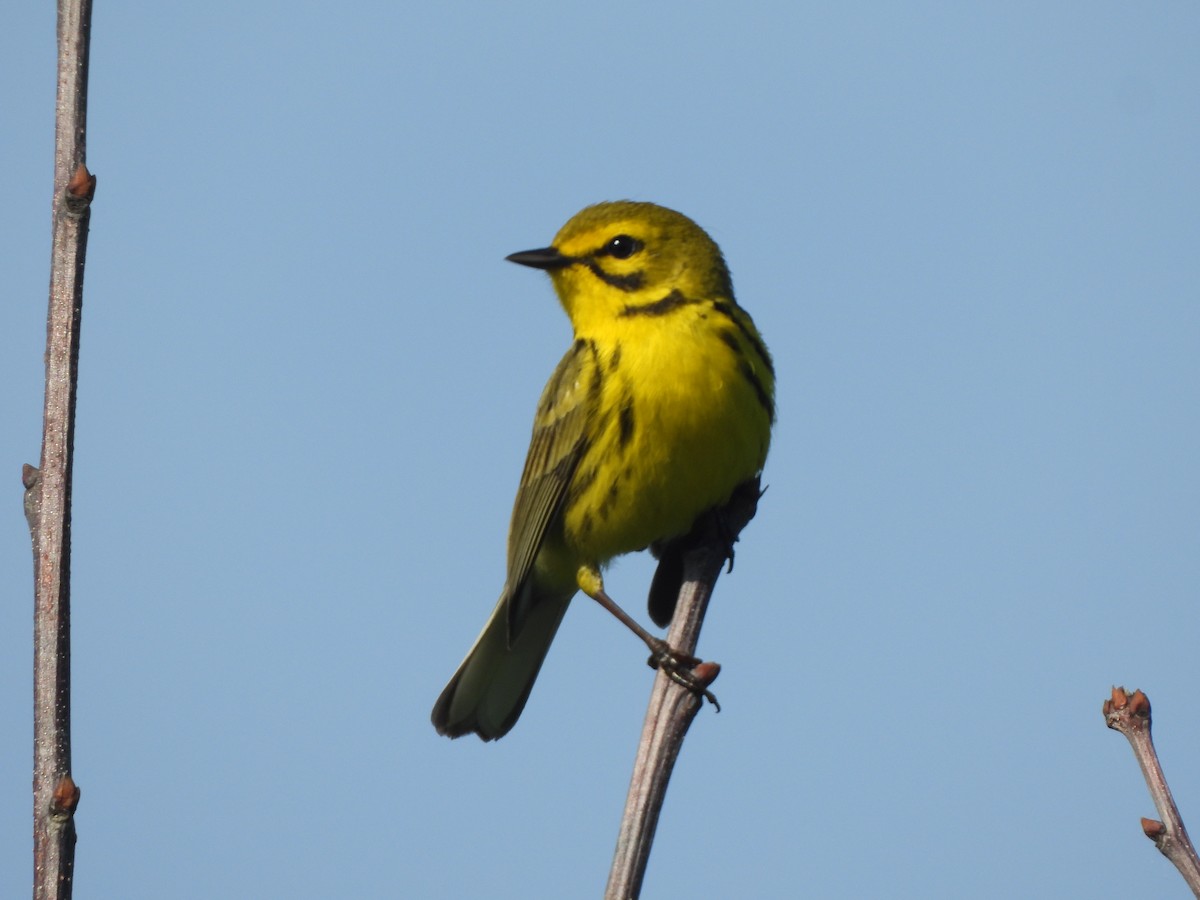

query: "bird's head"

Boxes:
[506, 201, 734, 333]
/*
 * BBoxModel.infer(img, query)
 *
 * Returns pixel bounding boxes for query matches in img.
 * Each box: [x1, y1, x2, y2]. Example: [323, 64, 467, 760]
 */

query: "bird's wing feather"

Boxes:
[504, 340, 599, 631]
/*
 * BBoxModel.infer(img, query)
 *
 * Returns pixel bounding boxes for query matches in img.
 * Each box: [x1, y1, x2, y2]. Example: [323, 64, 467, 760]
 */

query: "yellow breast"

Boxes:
[562, 306, 772, 564]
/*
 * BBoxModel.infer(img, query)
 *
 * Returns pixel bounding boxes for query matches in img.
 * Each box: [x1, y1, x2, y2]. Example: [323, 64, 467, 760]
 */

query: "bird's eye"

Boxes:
[603, 235, 643, 259]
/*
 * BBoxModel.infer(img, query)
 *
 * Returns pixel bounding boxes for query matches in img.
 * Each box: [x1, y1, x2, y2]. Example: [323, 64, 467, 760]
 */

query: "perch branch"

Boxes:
[605, 478, 762, 900]
[1104, 687, 1200, 896]
[31, 1, 94, 897]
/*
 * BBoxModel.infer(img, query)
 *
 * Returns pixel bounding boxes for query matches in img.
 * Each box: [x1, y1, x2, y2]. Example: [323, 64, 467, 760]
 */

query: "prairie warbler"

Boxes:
[432, 201, 774, 740]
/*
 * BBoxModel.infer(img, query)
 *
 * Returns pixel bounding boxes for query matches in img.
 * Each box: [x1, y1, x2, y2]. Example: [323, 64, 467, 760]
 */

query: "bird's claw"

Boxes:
[646, 645, 721, 712]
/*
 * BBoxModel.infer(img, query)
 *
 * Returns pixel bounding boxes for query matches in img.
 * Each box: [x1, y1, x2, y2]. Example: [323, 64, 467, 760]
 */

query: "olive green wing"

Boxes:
[504, 339, 600, 633]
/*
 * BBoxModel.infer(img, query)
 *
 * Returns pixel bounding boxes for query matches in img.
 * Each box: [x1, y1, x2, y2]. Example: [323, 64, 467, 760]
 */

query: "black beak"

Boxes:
[505, 247, 573, 270]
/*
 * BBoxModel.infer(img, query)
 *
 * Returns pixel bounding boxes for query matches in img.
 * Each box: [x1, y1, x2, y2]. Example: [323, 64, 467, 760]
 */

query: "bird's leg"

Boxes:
[715, 479, 768, 573]
[576, 565, 719, 708]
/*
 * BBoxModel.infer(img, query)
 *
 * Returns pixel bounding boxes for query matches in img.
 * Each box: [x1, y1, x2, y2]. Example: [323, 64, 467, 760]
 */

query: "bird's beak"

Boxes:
[505, 247, 573, 270]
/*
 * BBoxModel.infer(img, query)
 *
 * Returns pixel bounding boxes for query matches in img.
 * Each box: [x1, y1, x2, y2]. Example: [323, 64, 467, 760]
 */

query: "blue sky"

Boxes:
[3, 3, 1198, 897]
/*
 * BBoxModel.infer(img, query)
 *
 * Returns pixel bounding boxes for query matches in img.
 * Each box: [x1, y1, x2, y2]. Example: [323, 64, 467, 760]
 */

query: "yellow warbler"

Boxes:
[432, 201, 774, 740]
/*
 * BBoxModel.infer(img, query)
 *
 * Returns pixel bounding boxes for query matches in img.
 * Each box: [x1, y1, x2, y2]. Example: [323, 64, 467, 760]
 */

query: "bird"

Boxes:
[431, 200, 774, 740]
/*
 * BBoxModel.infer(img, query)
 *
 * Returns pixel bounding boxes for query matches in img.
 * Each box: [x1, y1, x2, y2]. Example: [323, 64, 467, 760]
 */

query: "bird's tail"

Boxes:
[431, 588, 571, 741]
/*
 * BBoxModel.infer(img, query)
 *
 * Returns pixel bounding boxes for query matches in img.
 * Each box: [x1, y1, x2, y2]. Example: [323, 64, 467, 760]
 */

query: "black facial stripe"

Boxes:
[584, 259, 643, 292]
[618, 289, 695, 318]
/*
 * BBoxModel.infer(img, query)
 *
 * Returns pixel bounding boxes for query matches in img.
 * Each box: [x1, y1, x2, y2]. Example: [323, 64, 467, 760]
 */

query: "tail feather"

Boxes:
[431, 589, 571, 741]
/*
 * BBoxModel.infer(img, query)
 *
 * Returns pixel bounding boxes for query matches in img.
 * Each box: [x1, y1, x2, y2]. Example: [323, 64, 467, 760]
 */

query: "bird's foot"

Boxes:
[645, 640, 721, 711]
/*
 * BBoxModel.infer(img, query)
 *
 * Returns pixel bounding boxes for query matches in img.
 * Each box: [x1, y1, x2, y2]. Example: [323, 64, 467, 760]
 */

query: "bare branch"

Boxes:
[605, 478, 762, 899]
[32, 1, 94, 897]
[1104, 687, 1200, 896]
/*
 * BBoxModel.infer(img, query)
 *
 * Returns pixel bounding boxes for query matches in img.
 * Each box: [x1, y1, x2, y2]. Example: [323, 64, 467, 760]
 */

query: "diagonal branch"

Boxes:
[605, 478, 762, 900]
[1104, 687, 1200, 897]
[30, 1, 95, 898]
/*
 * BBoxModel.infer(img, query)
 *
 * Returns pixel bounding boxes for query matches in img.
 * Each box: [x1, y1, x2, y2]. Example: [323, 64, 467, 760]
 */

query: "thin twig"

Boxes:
[31, 1, 94, 897]
[605, 478, 762, 900]
[1104, 687, 1200, 897]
